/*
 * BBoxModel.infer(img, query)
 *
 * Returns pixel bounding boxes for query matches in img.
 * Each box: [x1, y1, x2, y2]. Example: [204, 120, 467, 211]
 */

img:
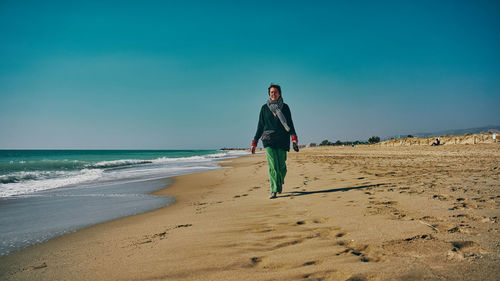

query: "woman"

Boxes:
[251, 84, 298, 199]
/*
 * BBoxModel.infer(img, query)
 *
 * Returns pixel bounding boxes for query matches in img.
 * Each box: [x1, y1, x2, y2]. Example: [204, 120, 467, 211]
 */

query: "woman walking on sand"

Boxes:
[251, 84, 299, 199]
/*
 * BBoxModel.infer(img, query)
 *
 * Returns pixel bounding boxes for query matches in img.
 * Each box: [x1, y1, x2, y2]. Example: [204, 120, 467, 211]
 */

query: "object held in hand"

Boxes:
[293, 142, 299, 152]
[251, 145, 256, 154]
[251, 139, 258, 154]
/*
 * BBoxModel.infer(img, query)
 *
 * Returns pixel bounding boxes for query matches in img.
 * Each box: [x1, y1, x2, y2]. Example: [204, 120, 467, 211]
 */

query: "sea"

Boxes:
[0, 149, 249, 256]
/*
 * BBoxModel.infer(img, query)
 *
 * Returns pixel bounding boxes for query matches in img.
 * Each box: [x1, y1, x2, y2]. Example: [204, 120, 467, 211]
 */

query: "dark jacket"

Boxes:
[253, 103, 297, 151]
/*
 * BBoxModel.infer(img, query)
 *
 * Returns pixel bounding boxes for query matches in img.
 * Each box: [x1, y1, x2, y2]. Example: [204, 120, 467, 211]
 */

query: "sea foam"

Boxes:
[0, 150, 250, 197]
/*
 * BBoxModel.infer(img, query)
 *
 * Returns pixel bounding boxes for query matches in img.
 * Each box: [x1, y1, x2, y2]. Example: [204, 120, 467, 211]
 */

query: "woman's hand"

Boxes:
[292, 135, 299, 152]
[250, 140, 257, 154]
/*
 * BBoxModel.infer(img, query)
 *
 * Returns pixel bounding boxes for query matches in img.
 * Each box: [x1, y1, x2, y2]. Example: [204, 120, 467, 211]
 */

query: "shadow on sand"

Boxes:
[280, 183, 385, 198]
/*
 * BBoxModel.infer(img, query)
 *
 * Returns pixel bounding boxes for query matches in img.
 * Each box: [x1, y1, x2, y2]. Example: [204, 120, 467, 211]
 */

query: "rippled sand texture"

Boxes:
[1, 144, 498, 280]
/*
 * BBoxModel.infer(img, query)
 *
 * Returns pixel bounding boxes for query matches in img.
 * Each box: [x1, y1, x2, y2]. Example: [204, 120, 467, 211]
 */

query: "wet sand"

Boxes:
[1, 145, 499, 280]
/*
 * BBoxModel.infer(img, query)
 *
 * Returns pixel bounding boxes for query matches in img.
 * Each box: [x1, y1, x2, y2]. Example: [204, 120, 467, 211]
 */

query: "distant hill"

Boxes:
[413, 125, 500, 138]
[386, 125, 500, 140]
[379, 131, 497, 146]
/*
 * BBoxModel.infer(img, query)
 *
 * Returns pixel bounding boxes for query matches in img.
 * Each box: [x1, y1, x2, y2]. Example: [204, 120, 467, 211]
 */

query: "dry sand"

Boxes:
[1, 144, 499, 280]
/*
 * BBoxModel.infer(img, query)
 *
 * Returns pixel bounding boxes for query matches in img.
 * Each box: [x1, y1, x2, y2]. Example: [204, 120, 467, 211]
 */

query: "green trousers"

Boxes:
[265, 147, 287, 193]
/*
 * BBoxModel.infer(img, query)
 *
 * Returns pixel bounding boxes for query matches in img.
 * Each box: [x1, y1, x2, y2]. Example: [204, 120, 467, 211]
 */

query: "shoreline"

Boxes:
[1, 145, 499, 280]
[0, 177, 175, 257]
[0, 153, 262, 279]
[0, 150, 248, 257]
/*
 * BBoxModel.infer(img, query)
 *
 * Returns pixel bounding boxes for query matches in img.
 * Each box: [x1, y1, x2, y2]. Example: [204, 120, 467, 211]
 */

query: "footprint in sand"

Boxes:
[432, 194, 449, 201]
[403, 234, 434, 242]
[451, 213, 494, 223]
[133, 224, 192, 246]
[346, 274, 370, 281]
[449, 201, 478, 210]
[248, 186, 261, 191]
[272, 239, 304, 250]
[249, 256, 263, 267]
[302, 260, 318, 266]
[175, 224, 192, 228]
[336, 241, 385, 263]
[447, 225, 477, 235]
[366, 200, 408, 220]
[25, 262, 48, 271]
[447, 241, 489, 260]
[336, 232, 346, 238]
[301, 270, 338, 280]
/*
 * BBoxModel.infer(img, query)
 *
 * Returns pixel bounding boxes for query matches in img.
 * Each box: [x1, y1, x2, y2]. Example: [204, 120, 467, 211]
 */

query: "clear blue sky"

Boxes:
[1, 0, 499, 149]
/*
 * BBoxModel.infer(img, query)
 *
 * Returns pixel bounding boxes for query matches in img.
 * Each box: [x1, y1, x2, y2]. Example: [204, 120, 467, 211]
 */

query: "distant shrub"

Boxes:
[368, 136, 380, 144]
[320, 140, 330, 146]
[319, 139, 368, 146]
[407, 135, 414, 138]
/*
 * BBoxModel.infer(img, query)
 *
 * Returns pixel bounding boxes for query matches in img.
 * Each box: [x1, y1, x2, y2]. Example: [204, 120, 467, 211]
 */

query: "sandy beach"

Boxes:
[1, 144, 499, 280]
